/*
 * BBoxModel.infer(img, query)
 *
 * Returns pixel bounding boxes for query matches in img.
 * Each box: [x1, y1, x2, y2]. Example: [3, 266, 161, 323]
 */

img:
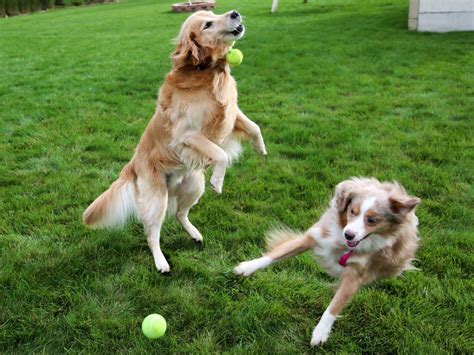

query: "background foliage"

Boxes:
[0, 0, 113, 17]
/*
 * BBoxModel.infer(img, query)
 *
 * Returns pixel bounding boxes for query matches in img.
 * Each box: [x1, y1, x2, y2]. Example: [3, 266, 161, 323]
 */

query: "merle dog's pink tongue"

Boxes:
[347, 241, 359, 247]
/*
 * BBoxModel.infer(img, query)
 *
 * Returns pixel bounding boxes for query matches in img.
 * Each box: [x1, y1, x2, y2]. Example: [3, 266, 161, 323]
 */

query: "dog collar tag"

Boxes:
[339, 250, 353, 267]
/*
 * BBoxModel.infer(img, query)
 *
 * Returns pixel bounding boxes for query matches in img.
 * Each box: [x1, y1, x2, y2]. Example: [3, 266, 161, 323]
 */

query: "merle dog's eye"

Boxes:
[203, 21, 213, 30]
[367, 216, 377, 225]
[350, 208, 355, 215]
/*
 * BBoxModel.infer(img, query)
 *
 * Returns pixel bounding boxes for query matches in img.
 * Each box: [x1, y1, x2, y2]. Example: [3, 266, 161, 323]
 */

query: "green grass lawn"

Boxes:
[1, 0, 473, 352]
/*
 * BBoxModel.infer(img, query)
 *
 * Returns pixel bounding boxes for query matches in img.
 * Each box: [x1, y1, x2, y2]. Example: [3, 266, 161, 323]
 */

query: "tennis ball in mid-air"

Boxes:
[226, 48, 243, 66]
[142, 314, 167, 339]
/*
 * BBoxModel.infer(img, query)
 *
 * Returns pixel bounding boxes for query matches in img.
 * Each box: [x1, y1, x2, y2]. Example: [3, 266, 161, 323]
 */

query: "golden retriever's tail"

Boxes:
[265, 225, 304, 252]
[82, 163, 137, 229]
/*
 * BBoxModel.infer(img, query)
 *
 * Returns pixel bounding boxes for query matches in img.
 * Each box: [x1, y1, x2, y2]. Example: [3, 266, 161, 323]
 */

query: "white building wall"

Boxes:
[409, 0, 474, 32]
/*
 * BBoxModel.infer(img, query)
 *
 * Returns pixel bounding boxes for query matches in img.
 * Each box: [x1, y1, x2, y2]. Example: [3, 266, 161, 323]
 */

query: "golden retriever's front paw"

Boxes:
[254, 139, 267, 156]
[210, 181, 223, 194]
[210, 174, 224, 194]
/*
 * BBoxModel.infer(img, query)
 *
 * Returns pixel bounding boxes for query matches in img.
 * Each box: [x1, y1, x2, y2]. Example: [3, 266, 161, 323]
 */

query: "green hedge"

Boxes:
[6, 0, 20, 16]
[28, 0, 40, 11]
[2, 0, 52, 15]
[40, 0, 54, 9]
[0, 0, 5, 17]
[1, 0, 112, 17]
[19, 0, 29, 13]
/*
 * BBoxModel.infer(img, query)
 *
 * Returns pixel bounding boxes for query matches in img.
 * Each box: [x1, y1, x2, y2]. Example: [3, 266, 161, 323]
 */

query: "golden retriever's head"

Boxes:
[172, 10, 245, 69]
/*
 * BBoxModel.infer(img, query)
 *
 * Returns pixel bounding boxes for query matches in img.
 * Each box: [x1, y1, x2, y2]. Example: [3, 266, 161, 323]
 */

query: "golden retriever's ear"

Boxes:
[172, 31, 208, 68]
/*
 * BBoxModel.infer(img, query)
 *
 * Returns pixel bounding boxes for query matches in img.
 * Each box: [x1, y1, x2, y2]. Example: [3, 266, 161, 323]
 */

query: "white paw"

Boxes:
[234, 261, 256, 276]
[254, 139, 267, 156]
[234, 257, 272, 276]
[310, 324, 331, 347]
[210, 174, 224, 194]
[155, 259, 170, 274]
[190, 232, 203, 243]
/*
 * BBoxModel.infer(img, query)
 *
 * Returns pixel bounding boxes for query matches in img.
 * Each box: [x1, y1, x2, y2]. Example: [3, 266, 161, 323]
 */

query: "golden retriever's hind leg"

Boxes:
[234, 230, 316, 276]
[136, 175, 170, 273]
[176, 171, 205, 243]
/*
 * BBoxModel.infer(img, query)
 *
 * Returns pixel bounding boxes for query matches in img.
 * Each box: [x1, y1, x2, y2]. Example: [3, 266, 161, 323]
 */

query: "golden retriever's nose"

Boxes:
[230, 11, 240, 20]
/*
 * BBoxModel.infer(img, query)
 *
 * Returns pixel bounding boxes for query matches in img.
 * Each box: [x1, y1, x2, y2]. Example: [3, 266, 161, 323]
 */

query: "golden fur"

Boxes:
[235, 177, 421, 346]
[83, 10, 267, 273]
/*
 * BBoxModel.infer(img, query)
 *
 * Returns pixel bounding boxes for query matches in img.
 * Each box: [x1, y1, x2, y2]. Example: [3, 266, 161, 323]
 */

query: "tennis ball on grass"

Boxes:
[226, 48, 243, 66]
[142, 314, 166, 339]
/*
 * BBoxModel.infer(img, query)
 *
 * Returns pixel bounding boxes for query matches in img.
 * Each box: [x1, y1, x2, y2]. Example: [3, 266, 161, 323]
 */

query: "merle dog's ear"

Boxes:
[389, 195, 421, 216]
[334, 181, 356, 213]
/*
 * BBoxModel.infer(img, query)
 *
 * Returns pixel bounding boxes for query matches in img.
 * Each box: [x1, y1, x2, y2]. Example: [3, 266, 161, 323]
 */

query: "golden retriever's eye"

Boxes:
[367, 216, 377, 225]
[203, 21, 213, 30]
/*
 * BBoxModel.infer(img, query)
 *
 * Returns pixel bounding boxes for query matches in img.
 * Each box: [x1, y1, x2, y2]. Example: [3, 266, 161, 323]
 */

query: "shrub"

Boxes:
[28, 0, 39, 11]
[19, 0, 29, 13]
[39, 0, 53, 9]
[0, 0, 112, 17]
[0, 0, 6, 17]
[5, 0, 20, 16]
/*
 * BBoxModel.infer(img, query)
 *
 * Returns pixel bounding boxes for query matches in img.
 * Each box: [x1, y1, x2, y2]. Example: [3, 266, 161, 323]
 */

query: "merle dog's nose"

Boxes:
[344, 231, 355, 241]
[230, 11, 240, 19]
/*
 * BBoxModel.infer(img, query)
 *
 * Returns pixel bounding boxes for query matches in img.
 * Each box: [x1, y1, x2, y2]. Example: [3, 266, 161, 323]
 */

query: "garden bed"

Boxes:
[172, 1, 215, 13]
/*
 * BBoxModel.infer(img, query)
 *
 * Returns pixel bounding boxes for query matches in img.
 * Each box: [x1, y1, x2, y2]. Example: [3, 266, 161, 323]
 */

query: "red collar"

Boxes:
[339, 250, 353, 267]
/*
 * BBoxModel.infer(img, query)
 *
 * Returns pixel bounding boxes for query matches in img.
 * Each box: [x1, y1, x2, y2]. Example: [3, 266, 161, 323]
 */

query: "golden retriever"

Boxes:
[235, 177, 420, 346]
[83, 10, 267, 273]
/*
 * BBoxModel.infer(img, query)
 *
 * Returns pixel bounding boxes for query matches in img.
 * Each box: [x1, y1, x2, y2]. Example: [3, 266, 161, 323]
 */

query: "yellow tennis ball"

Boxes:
[226, 48, 243, 66]
[142, 314, 166, 339]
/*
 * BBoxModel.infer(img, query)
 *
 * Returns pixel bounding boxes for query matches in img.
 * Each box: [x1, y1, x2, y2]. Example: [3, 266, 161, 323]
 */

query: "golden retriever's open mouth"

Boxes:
[220, 11, 245, 41]
[229, 24, 244, 36]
